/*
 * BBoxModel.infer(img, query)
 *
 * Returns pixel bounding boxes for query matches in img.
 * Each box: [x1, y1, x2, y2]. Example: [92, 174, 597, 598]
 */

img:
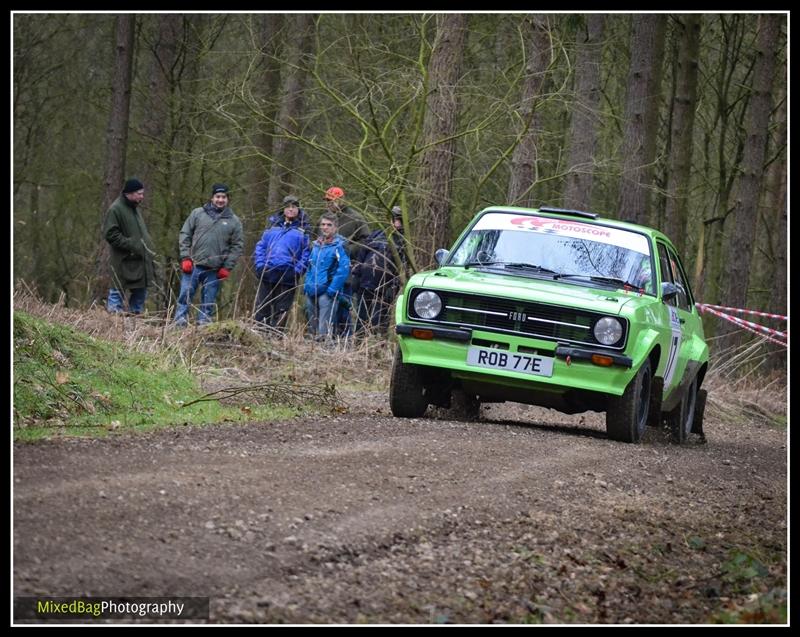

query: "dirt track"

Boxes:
[13, 394, 787, 624]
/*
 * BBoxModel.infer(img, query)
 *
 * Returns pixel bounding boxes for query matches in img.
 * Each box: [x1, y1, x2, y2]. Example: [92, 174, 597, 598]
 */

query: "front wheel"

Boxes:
[389, 347, 429, 417]
[606, 359, 651, 443]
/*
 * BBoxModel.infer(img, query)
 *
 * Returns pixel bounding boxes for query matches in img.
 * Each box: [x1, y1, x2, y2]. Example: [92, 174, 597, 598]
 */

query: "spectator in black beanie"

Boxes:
[102, 177, 154, 314]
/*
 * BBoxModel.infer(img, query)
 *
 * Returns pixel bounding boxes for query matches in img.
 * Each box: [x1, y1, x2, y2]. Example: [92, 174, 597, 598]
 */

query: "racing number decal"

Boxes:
[663, 306, 682, 390]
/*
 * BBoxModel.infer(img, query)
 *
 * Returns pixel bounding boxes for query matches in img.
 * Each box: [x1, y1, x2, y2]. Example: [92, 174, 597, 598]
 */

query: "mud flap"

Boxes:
[647, 376, 664, 427]
[691, 388, 707, 437]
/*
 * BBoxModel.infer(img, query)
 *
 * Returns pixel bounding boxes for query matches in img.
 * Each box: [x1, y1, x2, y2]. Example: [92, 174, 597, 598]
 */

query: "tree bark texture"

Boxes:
[663, 15, 701, 253]
[268, 13, 314, 210]
[247, 13, 283, 223]
[414, 13, 466, 268]
[94, 14, 136, 298]
[507, 15, 550, 207]
[562, 14, 605, 211]
[617, 15, 666, 226]
[720, 14, 780, 338]
[767, 91, 787, 317]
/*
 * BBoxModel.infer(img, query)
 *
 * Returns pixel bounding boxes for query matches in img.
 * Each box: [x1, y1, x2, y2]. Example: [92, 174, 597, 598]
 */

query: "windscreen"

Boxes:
[449, 212, 655, 293]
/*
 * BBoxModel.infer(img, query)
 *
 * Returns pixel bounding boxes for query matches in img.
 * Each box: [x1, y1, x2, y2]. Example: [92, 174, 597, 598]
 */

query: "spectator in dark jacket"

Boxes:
[103, 178, 154, 314]
[253, 195, 311, 329]
[353, 206, 407, 334]
[324, 186, 370, 337]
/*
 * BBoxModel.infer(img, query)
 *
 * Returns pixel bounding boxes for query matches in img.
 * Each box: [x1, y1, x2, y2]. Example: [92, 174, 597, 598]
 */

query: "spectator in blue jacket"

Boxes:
[253, 195, 311, 329]
[303, 212, 350, 340]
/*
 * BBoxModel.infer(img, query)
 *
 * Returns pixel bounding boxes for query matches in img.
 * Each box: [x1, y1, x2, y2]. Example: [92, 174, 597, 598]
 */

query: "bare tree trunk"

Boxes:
[93, 14, 136, 300]
[247, 13, 283, 222]
[140, 14, 181, 199]
[413, 13, 466, 268]
[507, 15, 550, 207]
[267, 13, 314, 210]
[693, 16, 748, 307]
[719, 14, 780, 343]
[617, 14, 666, 225]
[663, 15, 701, 253]
[138, 14, 181, 312]
[768, 105, 787, 317]
[562, 14, 605, 211]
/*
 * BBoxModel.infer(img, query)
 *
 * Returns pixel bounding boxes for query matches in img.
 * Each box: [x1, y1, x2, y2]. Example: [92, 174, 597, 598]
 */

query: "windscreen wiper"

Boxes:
[464, 260, 500, 268]
[503, 262, 558, 274]
[556, 273, 642, 289]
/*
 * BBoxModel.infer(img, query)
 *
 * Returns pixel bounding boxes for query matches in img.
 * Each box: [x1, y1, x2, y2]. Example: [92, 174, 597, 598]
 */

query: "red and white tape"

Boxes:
[695, 302, 787, 322]
[696, 303, 788, 346]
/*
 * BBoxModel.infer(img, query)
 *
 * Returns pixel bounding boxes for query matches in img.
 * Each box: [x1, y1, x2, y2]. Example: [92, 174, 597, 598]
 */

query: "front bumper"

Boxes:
[395, 323, 637, 397]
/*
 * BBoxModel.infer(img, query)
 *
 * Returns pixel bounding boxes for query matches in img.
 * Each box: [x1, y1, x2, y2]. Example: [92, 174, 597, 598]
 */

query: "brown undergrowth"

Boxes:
[13, 285, 786, 426]
[13, 286, 395, 400]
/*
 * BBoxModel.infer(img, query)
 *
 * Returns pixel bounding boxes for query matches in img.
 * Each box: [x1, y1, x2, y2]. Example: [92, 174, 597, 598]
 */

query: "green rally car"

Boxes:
[391, 206, 709, 444]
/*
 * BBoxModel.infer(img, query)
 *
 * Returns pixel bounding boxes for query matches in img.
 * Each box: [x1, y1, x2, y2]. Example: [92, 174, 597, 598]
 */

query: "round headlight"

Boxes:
[594, 317, 623, 345]
[413, 290, 442, 319]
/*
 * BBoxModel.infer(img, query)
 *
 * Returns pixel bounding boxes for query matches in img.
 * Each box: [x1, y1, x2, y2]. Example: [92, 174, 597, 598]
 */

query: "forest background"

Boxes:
[11, 11, 788, 356]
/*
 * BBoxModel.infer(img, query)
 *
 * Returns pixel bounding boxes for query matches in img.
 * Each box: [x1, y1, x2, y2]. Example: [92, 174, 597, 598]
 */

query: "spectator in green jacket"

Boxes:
[174, 183, 244, 326]
[103, 178, 154, 314]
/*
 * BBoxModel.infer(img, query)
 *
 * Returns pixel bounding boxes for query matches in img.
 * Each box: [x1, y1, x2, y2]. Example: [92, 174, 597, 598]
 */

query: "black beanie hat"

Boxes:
[123, 178, 144, 194]
[211, 183, 229, 196]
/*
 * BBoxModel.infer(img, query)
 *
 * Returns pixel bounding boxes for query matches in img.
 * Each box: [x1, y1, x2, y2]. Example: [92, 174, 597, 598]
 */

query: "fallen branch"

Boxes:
[180, 381, 345, 412]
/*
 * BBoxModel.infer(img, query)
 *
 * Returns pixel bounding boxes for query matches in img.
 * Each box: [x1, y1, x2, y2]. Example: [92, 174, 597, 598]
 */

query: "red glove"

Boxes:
[217, 267, 230, 280]
[181, 258, 193, 274]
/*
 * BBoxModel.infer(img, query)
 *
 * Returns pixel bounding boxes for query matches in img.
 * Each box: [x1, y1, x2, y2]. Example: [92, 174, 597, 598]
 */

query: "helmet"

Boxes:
[391, 206, 403, 219]
[325, 186, 345, 201]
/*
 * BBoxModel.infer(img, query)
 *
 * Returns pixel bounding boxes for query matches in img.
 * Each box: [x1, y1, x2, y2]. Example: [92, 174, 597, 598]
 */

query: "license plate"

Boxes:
[466, 347, 554, 377]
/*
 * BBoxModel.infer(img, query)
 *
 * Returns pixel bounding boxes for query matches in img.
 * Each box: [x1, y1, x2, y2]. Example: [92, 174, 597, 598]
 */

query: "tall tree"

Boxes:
[507, 14, 550, 206]
[267, 13, 314, 209]
[562, 14, 605, 211]
[93, 14, 136, 298]
[246, 14, 284, 221]
[692, 15, 752, 304]
[766, 87, 787, 316]
[720, 14, 780, 339]
[617, 14, 666, 225]
[414, 13, 466, 267]
[663, 15, 701, 253]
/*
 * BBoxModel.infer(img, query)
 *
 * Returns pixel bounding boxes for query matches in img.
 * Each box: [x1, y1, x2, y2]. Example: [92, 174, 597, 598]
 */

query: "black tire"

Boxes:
[606, 359, 651, 443]
[669, 376, 697, 444]
[389, 347, 429, 417]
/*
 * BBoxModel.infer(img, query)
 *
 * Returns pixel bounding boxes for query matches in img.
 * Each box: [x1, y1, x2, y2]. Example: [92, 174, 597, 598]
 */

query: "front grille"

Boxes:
[408, 289, 627, 350]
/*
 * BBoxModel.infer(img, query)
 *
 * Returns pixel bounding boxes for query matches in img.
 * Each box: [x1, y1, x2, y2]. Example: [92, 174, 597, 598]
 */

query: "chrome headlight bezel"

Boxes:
[593, 316, 623, 346]
[413, 290, 443, 319]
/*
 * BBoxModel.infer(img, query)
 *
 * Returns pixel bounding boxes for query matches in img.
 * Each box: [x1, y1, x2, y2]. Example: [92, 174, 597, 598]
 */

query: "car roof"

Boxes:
[479, 205, 674, 245]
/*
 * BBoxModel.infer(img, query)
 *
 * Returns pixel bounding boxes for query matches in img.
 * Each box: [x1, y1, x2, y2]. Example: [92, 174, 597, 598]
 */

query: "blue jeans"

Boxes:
[305, 293, 337, 337]
[174, 267, 220, 325]
[107, 288, 147, 314]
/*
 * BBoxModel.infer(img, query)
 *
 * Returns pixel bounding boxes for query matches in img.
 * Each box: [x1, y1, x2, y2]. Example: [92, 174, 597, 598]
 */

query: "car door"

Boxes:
[656, 241, 697, 402]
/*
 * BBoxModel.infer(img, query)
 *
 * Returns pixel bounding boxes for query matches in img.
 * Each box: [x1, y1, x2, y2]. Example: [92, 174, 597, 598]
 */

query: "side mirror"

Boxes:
[434, 248, 450, 266]
[661, 282, 679, 303]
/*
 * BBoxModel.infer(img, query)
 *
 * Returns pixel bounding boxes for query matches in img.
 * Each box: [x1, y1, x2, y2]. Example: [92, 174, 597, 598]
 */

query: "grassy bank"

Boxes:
[12, 311, 301, 441]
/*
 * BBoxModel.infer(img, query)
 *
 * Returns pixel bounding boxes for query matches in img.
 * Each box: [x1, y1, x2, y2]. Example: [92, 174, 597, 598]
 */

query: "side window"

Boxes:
[667, 246, 693, 312]
[657, 243, 677, 307]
